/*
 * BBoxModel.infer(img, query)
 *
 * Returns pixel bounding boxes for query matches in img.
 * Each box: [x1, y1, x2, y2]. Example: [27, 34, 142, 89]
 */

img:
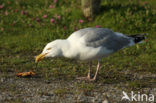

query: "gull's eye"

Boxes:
[47, 48, 51, 50]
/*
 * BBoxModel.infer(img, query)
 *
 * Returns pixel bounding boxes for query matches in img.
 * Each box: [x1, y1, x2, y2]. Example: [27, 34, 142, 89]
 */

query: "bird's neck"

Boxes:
[59, 39, 76, 58]
[58, 39, 71, 57]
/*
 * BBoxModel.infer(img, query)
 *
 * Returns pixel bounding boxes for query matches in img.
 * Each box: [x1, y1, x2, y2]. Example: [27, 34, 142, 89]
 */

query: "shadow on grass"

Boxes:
[99, 3, 147, 14]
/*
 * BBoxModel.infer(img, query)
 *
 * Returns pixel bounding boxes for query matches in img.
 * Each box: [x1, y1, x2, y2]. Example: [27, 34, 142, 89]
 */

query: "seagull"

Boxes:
[35, 27, 147, 81]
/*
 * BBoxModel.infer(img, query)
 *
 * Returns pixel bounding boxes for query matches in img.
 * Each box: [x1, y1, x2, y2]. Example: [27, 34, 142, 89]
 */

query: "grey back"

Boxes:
[77, 28, 130, 51]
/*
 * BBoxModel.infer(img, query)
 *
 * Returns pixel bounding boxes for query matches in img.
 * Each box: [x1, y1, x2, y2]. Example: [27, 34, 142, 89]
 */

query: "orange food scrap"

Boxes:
[16, 71, 35, 77]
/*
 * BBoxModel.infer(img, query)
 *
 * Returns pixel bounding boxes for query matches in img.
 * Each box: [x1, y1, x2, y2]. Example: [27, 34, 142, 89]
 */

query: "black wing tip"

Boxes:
[129, 33, 148, 43]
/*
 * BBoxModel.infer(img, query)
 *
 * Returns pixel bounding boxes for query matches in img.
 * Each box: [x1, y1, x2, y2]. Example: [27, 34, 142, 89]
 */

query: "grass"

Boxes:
[0, 0, 156, 88]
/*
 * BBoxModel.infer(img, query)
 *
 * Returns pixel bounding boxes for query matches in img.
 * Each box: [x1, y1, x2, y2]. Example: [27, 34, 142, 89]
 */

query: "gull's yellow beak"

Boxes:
[35, 53, 48, 63]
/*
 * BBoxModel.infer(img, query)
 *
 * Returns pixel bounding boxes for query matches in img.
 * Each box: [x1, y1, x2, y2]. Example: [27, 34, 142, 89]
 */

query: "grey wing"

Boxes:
[83, 28, 131, 51]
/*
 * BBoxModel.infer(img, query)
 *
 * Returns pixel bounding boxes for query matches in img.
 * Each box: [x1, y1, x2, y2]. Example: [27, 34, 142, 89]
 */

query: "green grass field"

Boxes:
[0, 0, 156, 87]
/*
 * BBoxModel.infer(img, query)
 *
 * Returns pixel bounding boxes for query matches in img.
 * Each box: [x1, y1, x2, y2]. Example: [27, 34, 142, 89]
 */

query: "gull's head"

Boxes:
[35, 40, 63, 63]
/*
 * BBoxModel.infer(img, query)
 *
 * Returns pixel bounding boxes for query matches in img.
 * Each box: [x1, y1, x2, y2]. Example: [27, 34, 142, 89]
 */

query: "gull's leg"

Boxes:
[87, 61, 92, 78]
[89, 61, 101, 81]
[76, 61, 92, 80]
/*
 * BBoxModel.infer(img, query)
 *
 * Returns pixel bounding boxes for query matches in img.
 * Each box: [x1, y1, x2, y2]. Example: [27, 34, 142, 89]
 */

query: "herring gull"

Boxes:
[35, 27, 147, 81]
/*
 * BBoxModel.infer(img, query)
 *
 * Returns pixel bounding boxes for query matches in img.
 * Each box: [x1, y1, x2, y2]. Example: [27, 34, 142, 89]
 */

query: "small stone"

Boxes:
[102, 99, 109, 103]
[1, 78, 5, 82]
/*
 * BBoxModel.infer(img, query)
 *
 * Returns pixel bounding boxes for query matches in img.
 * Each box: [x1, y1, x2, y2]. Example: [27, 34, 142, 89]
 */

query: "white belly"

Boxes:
[65, 37, 114, 61]
[78, 46, 113, 60]
[64, 45, 113, 61]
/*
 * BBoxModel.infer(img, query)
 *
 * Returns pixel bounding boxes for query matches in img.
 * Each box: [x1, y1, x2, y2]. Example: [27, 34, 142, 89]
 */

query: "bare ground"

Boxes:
[0, 71, 156, 103]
